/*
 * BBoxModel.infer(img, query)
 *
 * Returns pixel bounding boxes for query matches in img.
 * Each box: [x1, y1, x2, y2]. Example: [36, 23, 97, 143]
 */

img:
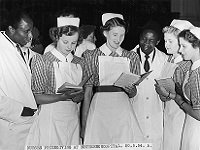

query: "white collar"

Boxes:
[1, 31, 17, 47]
[66, 52, 73, 62]
[51, 48, 73, 62]
[99, 43, 122, 56]
[191, 59, 200, 70]
[174, 54, 183, 63]
[140, 48, 154, 59]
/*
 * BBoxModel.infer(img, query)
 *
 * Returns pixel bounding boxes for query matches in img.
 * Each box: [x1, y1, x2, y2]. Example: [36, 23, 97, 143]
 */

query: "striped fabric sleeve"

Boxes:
[31, 54, 48, 94]
[128, 51, 140, 75]
[173, 61, 191, 85]
[82, 50, 97, 86]
[190, 69, 200, 110]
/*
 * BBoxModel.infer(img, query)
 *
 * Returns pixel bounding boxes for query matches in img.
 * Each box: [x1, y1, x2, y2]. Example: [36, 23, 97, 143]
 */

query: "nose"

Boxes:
[28, 32, 33, 41]
[179, 46, 183, 53]
[66, 43, 73, 50]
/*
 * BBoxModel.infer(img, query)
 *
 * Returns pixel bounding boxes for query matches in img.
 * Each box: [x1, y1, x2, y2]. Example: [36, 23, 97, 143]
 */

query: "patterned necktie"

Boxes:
[16, 44, 26, 64]
[144, 54, 150, 72]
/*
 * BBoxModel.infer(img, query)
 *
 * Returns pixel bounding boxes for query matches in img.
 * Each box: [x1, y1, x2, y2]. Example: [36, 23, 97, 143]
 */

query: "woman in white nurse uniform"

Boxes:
[82, 13, 144, 144]
[155, 27, 200, 150]
[161, 19, 193, 150]
[26, 17, 85, 146]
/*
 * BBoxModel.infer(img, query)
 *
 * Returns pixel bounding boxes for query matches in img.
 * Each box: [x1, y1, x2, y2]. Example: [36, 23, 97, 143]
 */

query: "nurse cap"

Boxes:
[102, 13, 124, 26]
[170, 19, 194, 31]
[190, 26, 200, 40]
[57, 17, 80, 27]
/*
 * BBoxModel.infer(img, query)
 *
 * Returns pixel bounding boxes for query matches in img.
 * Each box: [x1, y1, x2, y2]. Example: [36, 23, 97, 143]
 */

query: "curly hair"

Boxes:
[178, 30, 200, 49]
[49, 25, 79, 42]
[162, 26, 181, 37]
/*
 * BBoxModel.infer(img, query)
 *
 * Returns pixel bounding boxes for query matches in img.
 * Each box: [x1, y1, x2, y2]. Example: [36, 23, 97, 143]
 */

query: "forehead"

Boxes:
[141, 29, 157, 38]
[164, 33, 177, 40]
[60, 32, 79, 41]
[18, 18, 33, 30]
[109, 26, 125, 34]
[179, 37, 191, 45]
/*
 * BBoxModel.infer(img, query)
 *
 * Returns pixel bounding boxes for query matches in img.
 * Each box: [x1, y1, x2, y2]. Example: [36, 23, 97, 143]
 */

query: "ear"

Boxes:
[8, 26, 15, 35]
[103, 31, 108, 38]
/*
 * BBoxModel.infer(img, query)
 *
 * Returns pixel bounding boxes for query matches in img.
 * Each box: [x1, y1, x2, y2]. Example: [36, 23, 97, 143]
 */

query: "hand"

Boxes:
[159, 94, 171, 102]
[61, 89, 83, 100]
[154, 83, 169, 97]
[124, 84, 137, 98]
[71, 91, 84, 103]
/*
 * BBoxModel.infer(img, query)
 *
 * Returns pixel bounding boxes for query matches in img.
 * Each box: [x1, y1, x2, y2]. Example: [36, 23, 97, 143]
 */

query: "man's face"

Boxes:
[139, 29, 159, 55]
[11, 18, 33, 46]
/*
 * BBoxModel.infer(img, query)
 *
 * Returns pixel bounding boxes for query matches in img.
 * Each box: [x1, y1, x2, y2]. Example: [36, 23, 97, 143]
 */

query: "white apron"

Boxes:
[181, 71, 200, 150]
[163, 56, 186, 150]
[26, 50, 81, 146]
[84, 55, 144, 144]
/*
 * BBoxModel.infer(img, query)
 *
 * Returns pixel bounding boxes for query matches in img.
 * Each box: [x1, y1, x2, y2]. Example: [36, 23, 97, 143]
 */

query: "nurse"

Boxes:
[155, 26, 200, 150]
[161, 19, 193, 150]
[82, 13, 144, 144]
[26, 17, 85, 146]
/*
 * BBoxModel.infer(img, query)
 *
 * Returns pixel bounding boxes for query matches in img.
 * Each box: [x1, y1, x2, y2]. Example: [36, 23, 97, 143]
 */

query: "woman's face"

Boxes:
[104, 26, 125, 50]
[179, 37, 198, 61]
[164, 33, 179, 55]
[56, 32, 79, 56]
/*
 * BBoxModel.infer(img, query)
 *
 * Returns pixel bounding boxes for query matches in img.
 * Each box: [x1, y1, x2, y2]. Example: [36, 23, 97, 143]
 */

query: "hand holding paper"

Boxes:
[113, 71, 152, 88]
[57, 74, 92, 94]
[155, 78, 176, 94]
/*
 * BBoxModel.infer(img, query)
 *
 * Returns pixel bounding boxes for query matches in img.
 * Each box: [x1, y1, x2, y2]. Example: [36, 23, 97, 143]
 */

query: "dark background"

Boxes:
[0, 0, 180, 54]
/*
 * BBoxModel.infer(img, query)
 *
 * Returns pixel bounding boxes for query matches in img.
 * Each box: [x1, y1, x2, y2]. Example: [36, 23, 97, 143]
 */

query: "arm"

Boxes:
[81, 85, 93, 138]
[170, 93, 200, 121]
[155, 83, 200, 121]
[34, 92, 76, 105]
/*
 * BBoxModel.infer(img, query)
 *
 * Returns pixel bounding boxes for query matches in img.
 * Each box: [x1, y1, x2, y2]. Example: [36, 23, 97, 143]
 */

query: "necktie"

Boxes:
[144, 54, 150, 72]
[16, 44, 26, 64]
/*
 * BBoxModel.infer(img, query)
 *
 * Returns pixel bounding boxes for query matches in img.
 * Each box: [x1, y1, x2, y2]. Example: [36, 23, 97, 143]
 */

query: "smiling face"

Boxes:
[164, 32, 179, 55]
[179, 37, 199, 62]
[56, 32, 79, 56]
[139, 29, 159, 55]
[104, 26, 125, 50]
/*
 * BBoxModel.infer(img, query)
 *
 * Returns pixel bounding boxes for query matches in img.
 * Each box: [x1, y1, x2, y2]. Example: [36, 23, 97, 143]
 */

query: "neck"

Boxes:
[173, 53, 180, 59]
[106, 42, 117, 52]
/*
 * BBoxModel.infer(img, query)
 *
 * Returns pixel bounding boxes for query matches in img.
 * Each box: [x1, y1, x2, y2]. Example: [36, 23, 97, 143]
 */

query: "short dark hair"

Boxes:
[101, 17, 128, 34]
[178, 29, 200, 49]
[6, 9, 32, 29]
[50, 25, 79, 42]
[140, 20, 162, 40]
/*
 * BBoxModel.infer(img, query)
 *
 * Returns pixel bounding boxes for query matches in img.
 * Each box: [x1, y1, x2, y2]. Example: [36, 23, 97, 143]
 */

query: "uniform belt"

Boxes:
[94, 85, 124, 93]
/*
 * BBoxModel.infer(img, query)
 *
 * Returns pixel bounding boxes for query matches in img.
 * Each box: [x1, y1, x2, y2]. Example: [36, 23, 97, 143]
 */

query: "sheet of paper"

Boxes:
[155, 78, 176, 94]
[113, 72, 141, 88]
[135, 70, 153, 85]
[160, 62, 178, 78]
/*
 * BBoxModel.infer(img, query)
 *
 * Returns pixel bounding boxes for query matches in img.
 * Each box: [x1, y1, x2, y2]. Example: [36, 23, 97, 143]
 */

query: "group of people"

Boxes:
[0, 8, 200, 150]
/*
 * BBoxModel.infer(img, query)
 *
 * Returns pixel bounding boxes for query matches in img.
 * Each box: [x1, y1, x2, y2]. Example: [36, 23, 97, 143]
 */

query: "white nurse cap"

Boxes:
[170, 19, 194, 31]
[102, 13, 124, 26]
[57, 17, 80, 27]
[190, 26, 200, 39]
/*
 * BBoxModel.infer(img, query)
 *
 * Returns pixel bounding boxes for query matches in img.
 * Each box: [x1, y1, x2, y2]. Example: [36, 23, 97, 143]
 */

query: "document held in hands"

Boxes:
[114, 71, 152, 88]
[155, 78, 176, 94]
[57, 74, 92, 94]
